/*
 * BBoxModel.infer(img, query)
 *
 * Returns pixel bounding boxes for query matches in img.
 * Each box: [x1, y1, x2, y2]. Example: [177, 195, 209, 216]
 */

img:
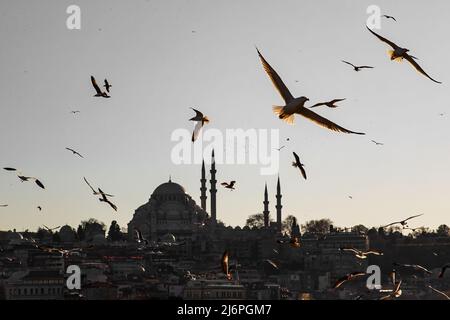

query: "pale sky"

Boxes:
[1, 0, 449, 232]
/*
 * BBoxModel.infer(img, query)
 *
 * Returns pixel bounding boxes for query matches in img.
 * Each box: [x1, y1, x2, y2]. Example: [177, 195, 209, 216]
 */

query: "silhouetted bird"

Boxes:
[91, 76, 111, 98]
[37, 206, 42, 211]
[221, 181, 236, 190]
[371, 140, 384, 146]
[103, 79, 112, 93]
[66, 148, 84, 158]
[342, 60, 374, 72]
[366, 26, 441, 83]
[70, 110, 80, 114]
[333, 272, 366, 289]
[43, 225, 60, 232]
[382, 15, 397, 22]
[310, 99, 346, 109]
[383, 214, 423, 228]
[275, 146, 286, 151]
[98, 188, 117, 211]
[339, 247, 383, 259]
[83, 177, 114, 197]
[292, 152, 307, 180]
[190, 108, 209, 142]
[257, 48, 364, 134]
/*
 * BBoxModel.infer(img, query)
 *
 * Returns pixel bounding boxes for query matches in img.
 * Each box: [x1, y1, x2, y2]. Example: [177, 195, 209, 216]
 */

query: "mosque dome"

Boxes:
[153, 179, 186, 196]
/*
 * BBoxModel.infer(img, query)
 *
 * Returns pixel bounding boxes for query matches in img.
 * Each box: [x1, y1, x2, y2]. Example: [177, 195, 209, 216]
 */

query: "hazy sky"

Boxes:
[1, 0, 450, 232]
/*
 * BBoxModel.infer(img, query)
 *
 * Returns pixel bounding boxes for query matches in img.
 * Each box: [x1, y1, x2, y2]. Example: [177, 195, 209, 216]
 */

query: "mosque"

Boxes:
[127, 150, 300, 261]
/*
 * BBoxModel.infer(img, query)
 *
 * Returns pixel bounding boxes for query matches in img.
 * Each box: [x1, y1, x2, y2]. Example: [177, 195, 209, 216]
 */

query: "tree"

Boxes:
[52, 231, 61, 243]
[77, 218, 106, 241]
[76, 224, 85, 241]
[352, 224, 369, 234]
[436, 224, 450, 237]
[245, 213, 269, 229]
[301, 219, 333, 235]
[107, 220, 124, 241]
[282, 215, 297, 235]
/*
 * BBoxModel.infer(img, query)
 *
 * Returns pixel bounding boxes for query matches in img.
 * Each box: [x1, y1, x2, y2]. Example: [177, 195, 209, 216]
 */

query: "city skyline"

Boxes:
[1, 0, 450, 232]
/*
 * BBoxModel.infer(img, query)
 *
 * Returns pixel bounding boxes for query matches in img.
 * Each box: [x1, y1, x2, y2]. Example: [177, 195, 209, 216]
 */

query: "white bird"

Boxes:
[257, 48, 364, 135]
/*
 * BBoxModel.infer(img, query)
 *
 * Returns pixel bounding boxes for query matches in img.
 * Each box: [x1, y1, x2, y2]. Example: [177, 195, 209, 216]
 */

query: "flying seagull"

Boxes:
[342, 60, 374, 72]
[265, 259, 279, 270]
[339, 248, 383, 259]
[438, 264, 450, 278]
[43, 225, 60, 232]
[66, 148, 84, 158]
[222, 251, 232, 280]
[103, 79, 112, 93]
[134, 228, 149, 245]
[3, 172, 44, 191]
[309, 98, 346, 109]
[366, 26, 442, 84]
[382, 214, 423, 228]
[98, 188, 117, 211]
[371, 140, 384, 146]
[379, 281, 402, 300]
[221, 181, 236, 191]
[382, 15, 397, 22]
[83, 177, 114, 197]
[393, 262, 432, 274]
[91, 76, 111, 98]
[70, 110, 80, 114]
[37, 206, 42, 211]
[292, 152, 307, 180]
[428, 285, 450, 300]
[333, 271, 366, 289]
[190, 108, 209, 142]
[257, 48, 364, 134]
[274, 146, 286, 151]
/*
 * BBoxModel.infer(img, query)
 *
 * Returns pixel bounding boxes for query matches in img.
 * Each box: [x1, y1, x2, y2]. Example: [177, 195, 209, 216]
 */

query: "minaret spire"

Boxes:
[200, 159, 207, 211]
[276, 175, 282, 232]
[210, 149, 217, 224]
[263, 183, 270, 228]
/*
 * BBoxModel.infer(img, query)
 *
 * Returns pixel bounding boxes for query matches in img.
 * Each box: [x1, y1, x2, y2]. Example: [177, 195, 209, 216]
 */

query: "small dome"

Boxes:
[153, 180, 185, 196]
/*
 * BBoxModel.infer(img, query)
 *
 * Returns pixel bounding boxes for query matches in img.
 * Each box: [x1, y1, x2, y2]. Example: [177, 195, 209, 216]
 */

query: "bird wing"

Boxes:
[333, 276, 349, 289]
[292, 152, 301, 166]
[190, 108, 204, 119]
[342, 60, 356, 68]
[309, 102, 327, 108]
[404, 213, 423, 222]
[358, 66, 374, 69]
[34, 179, 45, 189]
[382, 221, 400, 228]
[221, 251, 229, 275]
[331, 98, 346, 104]
[83, 177, 97, 193]
[91, 76, 102, 94]
[265, 259, 279, 269]
[191, 121, 203, 142]
[221, 182, 229, 186]
[297, 107, 365, 135]
[429, 286, 450, 300]
[256, 48, 294, 104]
[229, 181, 236, 187]
[300, 165, 307, 180]
[404, 54, 442, 84]
[106, 199, 117, 211]
[366, 26, 398, 50]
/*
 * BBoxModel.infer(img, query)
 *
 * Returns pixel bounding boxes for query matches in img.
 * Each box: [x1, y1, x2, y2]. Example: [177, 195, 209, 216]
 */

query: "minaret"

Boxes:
[210, 149, 217, 224]
[263, 183, 270, 228]
[276, 176, 282, 232]
[200, 159, 207, 211]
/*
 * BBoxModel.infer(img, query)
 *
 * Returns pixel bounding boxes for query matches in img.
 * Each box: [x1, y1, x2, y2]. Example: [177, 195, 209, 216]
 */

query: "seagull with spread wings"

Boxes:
[366, 26, 441, 84]
[221, 181, 236, 191]
[339, 247, 383, 259]
[83, 177, 114, 197]
[257, 48, 364, 134]
[342, 60, 374, 72]
[371, 140, 384, 146]
[333, 271, 367, 289]
[382, 214, 423, 228]
[43, 225, 60, 232]
[292, 152, 307, 180]
[91, 76, 111, 98]
[190, 108, 209, 142]
[309, 98, 346, 109]
[66, 147, 84, 158]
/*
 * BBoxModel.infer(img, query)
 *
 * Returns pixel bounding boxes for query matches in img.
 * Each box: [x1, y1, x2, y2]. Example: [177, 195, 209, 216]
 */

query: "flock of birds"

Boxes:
[1, 11, 448, 300]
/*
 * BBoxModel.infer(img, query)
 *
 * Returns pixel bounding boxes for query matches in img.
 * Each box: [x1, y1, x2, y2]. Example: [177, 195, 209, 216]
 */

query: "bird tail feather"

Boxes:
[273, 106, 295, 125]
